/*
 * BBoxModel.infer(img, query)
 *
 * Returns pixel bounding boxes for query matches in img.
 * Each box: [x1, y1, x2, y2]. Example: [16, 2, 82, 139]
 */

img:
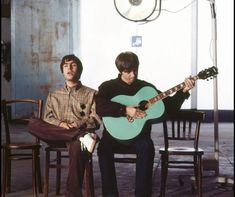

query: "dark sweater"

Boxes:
[95, 75, 190, 140]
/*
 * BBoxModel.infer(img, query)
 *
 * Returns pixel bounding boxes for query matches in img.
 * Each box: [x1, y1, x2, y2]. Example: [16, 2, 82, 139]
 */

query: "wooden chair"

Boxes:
[159, 109, 205, 197]
[114, 148, 137, 164]
[44, 141, 95, 197]
[1, 99, 43, 197]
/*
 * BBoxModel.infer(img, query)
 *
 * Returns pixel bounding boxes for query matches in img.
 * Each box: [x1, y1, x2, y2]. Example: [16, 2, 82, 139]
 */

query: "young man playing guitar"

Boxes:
[95, 51, 195, 197]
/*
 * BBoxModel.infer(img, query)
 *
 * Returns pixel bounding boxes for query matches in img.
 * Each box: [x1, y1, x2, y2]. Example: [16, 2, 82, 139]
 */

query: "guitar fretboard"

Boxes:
[149, 75, 199, 104]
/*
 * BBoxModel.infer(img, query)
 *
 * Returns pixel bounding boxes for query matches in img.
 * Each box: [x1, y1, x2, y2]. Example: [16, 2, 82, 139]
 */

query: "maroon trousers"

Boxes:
[27, 119, 88, 197]
[65, 140, 89, 197]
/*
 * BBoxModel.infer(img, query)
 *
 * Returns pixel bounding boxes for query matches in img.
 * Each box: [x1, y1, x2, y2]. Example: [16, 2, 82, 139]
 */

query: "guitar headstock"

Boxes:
[198, 66, 218, 80]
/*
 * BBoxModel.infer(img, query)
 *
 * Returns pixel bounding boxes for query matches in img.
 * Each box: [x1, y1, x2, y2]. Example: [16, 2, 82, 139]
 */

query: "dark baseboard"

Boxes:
[198, 109, 234, 123]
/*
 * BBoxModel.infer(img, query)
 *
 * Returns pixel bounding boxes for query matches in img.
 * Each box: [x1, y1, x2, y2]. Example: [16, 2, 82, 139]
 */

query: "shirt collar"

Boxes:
[64, 81, 82, 91]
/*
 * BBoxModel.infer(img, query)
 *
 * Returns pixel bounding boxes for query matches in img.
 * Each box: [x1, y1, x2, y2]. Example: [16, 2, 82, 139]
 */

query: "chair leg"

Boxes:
[84, 154, 94, 197]
[3, 148, 11, 192]
[32, 150, 38, 197]
[2, 148, 7, 197]
[192, 156, 198, 193]
[3, 149, 12, 193]
[197, 156, 203, 197]
[56, 151, 62, 195]
[44, 149, 50, 197]
[6, 150, 11, 193]
[193, 155, 203, 197]
[160, 154, 168, 197]
[36, 148, 43, 193]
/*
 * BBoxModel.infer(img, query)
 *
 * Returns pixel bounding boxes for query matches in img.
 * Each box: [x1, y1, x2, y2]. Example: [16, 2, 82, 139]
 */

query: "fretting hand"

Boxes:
[182, 76, 195, 93]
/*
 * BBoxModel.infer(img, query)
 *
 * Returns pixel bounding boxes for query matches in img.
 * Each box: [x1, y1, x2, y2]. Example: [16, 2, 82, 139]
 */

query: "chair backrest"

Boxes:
[2, 98, 43, 145]
[162, 110, 206, 150]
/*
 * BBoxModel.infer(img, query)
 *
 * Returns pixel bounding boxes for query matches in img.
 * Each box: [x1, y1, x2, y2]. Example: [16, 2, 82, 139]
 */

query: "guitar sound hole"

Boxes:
[138, 100, 148, 111]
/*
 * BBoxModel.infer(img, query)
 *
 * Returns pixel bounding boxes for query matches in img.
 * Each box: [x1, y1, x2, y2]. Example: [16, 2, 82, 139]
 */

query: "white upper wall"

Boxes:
[197, 0, 234, 110]
[79, 0, 233, 110]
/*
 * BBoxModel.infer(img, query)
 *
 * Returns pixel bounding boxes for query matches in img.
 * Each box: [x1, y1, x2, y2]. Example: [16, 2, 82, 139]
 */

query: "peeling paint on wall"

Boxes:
[12, 0, 78, 116]
[55, 22, 69, 40]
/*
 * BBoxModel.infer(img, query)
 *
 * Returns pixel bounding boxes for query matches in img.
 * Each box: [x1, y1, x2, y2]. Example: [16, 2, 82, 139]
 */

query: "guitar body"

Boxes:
[103, 86, 165, 140]
[102, 66, 218, 141]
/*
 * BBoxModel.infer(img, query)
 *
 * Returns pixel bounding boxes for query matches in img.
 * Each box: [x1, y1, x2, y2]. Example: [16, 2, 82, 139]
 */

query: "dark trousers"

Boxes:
[97, 135, 155, 197]
[65, 140, 88, 197]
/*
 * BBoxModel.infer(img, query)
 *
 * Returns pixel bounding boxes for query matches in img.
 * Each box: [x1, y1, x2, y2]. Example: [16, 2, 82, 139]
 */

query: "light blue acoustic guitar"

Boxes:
[103, 66, 218, 140]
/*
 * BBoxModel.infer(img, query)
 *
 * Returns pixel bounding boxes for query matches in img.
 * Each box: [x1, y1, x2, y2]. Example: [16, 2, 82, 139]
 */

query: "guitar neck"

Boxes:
[149, 75, 199, 104]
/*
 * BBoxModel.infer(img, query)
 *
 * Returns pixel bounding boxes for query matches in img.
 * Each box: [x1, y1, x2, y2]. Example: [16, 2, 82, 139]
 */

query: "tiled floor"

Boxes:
[1, 122, 234, 197]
